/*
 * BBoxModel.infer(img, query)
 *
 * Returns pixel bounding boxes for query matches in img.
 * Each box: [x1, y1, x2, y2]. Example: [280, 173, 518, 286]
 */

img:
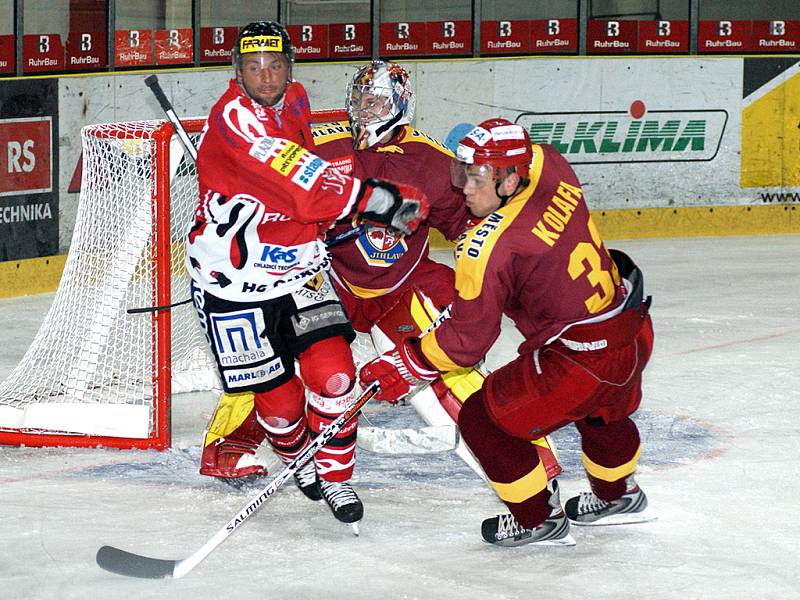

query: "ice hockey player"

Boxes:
[312, 60, 561, 480]
[360, 118, 655, 546]
[310, 60, 484, 456]
[188, 22, 429, 528]
[312, 60, 471, 334]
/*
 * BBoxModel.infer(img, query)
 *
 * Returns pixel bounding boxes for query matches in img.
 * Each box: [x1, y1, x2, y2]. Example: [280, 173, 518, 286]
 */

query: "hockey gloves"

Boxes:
[355, 178, 430, 236]
[359, 338, 439, 403]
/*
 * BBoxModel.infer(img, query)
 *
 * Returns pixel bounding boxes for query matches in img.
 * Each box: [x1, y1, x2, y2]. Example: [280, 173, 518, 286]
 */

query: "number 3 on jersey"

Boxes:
[567, 218, 620, 314]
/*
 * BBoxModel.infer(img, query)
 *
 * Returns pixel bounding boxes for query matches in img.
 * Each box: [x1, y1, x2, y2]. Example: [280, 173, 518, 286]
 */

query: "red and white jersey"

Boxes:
[187, 79, 364, 301]
[419, 144, 626, 371]
[312, 122, 472, 298]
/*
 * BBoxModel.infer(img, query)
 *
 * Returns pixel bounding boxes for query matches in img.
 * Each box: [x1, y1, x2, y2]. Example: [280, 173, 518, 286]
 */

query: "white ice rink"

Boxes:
[1, 236, 798, 600]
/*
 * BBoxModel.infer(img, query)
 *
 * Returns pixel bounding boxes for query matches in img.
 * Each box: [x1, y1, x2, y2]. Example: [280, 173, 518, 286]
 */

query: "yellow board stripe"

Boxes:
[592, 204, 800, 239]
[427, 204, 800, 250]
[489, 461, 548, 504]
[582, 446, 641, 482]
[0, 254, 67, 298]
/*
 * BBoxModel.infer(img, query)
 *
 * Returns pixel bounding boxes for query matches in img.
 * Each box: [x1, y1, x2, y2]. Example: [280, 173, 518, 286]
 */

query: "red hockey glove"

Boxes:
[355, 178, 430, 236]
[359, 338, 439, 403]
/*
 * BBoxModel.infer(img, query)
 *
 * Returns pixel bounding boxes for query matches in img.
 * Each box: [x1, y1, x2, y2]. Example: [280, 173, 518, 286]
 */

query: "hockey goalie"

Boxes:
[312, 60, 562, 481]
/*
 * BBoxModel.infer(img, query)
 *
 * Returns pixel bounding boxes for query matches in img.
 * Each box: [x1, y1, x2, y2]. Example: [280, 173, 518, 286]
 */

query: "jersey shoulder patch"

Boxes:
[400, 126, 454, 157]
[312, 120, 352, 145]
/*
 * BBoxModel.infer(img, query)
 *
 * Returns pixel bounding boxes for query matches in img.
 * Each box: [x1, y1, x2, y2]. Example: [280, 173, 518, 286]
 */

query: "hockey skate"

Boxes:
[481, 480, 575, 547]
[293, 460, 322, 501]
[319, 479, 364, 534]
[565, 476, 655, 526]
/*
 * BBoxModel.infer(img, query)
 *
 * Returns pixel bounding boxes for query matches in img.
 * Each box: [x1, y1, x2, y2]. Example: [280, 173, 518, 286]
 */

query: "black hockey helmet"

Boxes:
[232, 21, 295, 68]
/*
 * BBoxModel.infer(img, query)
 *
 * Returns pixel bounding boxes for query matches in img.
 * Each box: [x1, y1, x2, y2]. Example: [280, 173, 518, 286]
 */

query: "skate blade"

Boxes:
[349, 521, 360, 536]
[571, 510, 657, 527]
[535, 533, 576, 547]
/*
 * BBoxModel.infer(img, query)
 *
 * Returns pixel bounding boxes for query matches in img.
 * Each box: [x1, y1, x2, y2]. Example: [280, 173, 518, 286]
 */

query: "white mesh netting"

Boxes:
[0, 114, 377, 447]
[0, 120, 215, 443]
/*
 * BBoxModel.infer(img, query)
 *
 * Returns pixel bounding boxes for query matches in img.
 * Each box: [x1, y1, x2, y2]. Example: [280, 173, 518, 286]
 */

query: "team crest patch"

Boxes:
[356, 226, 407, 267]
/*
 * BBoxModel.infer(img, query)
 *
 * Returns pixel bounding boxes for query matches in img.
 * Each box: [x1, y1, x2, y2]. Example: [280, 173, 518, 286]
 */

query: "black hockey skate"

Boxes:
[564, 476, 655, 526]
[319, 479, 364, 532]
[293, 460, 322, 501]
[481, 480, 575, 547]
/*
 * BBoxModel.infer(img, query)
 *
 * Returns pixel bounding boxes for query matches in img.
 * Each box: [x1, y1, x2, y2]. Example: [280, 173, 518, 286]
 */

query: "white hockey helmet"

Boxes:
[346, 60, 416, 150]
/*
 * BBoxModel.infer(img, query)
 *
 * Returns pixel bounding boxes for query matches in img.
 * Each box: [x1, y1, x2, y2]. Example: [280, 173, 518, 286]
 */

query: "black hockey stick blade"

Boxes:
[96, 545, 177, 579]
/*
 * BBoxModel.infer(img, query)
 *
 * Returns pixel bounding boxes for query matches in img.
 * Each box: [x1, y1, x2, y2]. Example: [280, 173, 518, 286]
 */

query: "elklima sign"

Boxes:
[516, 108, 727, 164]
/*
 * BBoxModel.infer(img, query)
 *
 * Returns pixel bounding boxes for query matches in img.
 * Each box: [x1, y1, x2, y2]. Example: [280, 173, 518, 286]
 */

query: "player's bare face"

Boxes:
[238, 53, 290, 106]
[354, 92, 391, 122]
[462, 165, 503, 218]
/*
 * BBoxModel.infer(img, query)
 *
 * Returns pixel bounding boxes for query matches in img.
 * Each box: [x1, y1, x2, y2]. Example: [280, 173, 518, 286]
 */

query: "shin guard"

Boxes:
[306, 387, 359, 482]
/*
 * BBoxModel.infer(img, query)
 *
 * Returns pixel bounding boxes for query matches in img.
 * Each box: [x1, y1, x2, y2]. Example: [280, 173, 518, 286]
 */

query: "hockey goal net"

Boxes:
[0, 109, 367, 450]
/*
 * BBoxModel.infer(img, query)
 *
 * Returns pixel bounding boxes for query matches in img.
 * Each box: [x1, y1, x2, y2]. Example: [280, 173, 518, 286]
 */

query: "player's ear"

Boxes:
[499, 171, 520, 195]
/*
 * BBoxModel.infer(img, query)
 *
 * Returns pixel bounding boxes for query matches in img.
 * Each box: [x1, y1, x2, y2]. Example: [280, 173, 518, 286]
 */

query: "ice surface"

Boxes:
[1, 236, 798, 599]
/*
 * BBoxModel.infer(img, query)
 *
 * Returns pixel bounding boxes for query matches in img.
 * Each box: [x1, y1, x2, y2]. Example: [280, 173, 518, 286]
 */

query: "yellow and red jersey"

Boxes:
[420, 143, 625, 371]
[313, 122, 472, 299]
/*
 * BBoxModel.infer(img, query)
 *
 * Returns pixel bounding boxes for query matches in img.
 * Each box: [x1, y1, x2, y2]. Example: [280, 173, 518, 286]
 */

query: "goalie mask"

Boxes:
[346, 60, 416, 150]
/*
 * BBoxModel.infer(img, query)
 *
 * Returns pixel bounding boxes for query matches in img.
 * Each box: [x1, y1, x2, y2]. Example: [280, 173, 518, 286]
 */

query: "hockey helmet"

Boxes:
[232, 21, 295, 68]
[346, 60, 416, 150]
[450, 118, 533, 189]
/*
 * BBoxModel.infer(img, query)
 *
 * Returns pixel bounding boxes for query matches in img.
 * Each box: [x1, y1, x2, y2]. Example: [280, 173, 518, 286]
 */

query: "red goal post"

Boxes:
[0, 109, 349, 450]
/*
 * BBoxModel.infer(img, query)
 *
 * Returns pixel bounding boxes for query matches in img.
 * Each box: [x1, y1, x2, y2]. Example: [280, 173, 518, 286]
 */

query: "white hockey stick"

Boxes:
[96, 381, 380, 579]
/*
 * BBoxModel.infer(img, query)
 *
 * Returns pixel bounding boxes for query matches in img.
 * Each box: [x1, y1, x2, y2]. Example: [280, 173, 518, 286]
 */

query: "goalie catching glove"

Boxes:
[355, 178, 429, 236]
[359, 338, 439, 403]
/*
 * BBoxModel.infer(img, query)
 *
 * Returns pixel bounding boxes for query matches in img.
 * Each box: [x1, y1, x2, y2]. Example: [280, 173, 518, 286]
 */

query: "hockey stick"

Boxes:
[96, 380, 380, 579]
[144, 74, 196, 161]
[355, 305, 453, 448]
[353, 303, 489, 479]
[128, 77, 363, 316]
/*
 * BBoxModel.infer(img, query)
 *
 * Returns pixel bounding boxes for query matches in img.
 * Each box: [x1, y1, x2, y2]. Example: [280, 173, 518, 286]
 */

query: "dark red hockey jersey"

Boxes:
[187, 80, 364, 301]
[419, 144, 626, 370]
[312, 122, 471, 298]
